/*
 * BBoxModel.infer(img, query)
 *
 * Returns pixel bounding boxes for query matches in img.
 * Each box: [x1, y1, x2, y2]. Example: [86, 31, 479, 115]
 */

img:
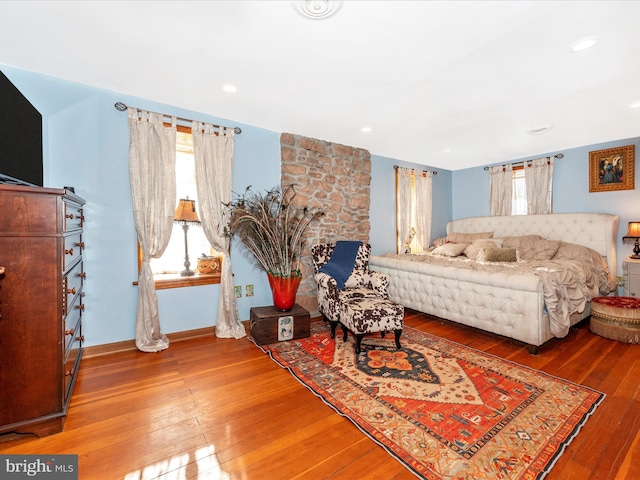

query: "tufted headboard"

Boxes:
[447, 213, 619, 275]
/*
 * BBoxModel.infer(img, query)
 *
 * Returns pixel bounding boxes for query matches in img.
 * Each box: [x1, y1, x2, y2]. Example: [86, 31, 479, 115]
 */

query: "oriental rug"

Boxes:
[250, 322, 604, 480]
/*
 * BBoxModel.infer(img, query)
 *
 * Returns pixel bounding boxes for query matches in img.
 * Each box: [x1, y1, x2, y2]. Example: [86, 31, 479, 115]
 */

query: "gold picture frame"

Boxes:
[589, 145, 635, 192]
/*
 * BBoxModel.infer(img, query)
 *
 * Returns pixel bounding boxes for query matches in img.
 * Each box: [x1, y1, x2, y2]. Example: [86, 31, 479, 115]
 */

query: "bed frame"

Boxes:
[370, 213, 619, 353]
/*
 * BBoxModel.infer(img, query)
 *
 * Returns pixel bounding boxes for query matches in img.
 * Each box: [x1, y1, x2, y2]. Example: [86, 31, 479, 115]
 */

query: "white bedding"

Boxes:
[370, 213, 619, 349]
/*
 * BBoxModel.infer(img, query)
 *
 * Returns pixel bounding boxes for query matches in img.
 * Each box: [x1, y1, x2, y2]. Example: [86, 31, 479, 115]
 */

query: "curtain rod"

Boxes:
[114, 102, 242, 134]
[483, 153, 563, 171]
[393, 165, 437, 175]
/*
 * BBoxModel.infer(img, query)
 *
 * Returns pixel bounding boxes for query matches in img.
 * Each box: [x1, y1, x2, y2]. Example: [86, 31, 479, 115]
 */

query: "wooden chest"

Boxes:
[250, 304, 311, 346]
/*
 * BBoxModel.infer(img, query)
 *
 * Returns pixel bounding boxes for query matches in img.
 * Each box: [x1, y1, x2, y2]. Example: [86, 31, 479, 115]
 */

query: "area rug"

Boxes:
[250, 321, 605, 480]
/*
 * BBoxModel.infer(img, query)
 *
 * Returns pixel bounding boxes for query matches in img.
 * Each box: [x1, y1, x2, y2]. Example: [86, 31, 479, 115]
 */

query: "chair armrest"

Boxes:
[314, 272, 340, 321]
[361, 271, 389, 298]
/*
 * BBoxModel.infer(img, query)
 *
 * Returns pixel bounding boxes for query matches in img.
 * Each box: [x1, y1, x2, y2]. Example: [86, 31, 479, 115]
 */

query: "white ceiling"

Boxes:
[0, 0, 639, 171]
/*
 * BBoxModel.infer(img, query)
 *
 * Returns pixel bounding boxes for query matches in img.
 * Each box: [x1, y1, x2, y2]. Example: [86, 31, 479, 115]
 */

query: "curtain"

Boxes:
[489, 164, 513, 216]
[396, 167, 412, 253]
[414, 170, 433, 251]
[128, 108, 176, 352]
[192, 122, 245, 339]
[525, 157, 554, 214]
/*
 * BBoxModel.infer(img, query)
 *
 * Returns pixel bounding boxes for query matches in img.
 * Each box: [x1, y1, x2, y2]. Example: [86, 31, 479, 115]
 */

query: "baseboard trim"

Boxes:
[82, 322, 250, 359]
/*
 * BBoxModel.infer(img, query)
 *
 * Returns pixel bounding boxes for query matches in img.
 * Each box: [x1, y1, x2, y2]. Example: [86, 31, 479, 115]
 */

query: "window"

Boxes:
[136, 127, 221, 289]
[512, 168, 527, 215]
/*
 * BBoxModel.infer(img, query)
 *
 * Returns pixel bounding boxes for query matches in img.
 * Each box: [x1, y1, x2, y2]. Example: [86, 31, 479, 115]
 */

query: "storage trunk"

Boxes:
[250, 304, 311, 346]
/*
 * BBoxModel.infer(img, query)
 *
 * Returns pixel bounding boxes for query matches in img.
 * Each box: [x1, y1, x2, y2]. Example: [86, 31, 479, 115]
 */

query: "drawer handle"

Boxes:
[65, 368, 74, 377]
[65, 248, 74, 255]
[67, 287, 76, 295]
[65, 328, 75, 336]
[77, 242, 85, 249]
[66, 213, 74, 219]
[76, 304, 85, 311]
[79, 272, 87, 279]
[77, 335, 84, 343]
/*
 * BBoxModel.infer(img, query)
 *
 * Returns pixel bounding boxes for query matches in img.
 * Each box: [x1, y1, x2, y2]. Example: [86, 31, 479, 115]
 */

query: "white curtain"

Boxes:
[128, 108, 176, 352]
[396, 167, 412, 253]
[489, 164, 513, 216]
[414, 170, 433, 251]
[192, 122, 245, 339]
[525, 157, 554, 214]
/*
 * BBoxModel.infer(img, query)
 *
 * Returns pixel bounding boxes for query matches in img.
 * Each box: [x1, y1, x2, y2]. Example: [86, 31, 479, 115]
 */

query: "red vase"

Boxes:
[267, 272, 302, 311]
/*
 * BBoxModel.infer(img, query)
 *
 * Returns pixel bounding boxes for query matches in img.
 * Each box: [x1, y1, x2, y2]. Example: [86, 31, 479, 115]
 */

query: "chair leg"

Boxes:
[394, 329, 402, 350]
[341, 323, 348, 342]
[330, 321, 339, 339]
[355, 334, 364, 354]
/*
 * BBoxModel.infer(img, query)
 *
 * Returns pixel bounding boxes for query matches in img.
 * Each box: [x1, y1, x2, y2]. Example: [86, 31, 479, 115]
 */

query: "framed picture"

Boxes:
[589, 145, 635, 192]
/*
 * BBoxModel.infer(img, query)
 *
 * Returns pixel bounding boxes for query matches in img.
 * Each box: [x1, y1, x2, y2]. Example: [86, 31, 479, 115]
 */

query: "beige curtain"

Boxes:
[414, 170, 433, 251]
[396, 167, 412, 253]
[192, 122, 245, 339]
[525, 157, 554, 214]
[128, 108, 176, 352]
[489, 164, 513, 216]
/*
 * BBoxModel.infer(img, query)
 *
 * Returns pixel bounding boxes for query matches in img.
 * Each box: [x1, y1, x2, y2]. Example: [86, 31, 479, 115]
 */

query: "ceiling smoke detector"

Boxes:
[293, 0, 342, 20]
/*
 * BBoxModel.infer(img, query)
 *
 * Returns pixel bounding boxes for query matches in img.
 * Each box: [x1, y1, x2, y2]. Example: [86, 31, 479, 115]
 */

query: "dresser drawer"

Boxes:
[63, 201, 84, 232]
[64, 299, 83, 353]
[62, 232, 83, 272]
[64, 331, 82, 403]
[63, 260, 84, 315]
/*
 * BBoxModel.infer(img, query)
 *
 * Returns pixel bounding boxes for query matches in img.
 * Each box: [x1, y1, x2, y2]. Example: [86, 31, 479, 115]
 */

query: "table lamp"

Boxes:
[174, 198, 201, 276]
[622, 221, 640, 259]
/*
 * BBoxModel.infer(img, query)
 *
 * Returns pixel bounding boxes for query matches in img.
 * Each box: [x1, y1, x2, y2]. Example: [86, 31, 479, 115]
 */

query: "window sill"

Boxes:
[133, 272, 221, 290]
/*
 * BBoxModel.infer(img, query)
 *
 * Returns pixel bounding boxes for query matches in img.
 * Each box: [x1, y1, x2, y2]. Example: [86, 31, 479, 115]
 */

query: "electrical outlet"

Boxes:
[234, 285, 242, 298]
[617, 276, 625, 287]
[246, 284, 254, 297]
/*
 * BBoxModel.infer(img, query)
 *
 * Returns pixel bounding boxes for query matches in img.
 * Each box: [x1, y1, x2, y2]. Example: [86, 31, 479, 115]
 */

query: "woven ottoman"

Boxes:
[590, 296, 640, 344]
[339, 297, 404, 354]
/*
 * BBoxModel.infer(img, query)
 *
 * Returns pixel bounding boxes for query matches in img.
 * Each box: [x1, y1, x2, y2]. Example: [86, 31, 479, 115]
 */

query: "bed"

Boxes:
[369, 212, 619, 353]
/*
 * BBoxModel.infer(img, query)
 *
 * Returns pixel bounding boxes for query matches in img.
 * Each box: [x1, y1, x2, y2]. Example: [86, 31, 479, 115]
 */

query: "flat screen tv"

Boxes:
[0, 70, 43, 186]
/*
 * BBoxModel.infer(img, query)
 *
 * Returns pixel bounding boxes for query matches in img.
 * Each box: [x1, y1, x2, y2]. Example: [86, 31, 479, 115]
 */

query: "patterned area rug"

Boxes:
[251, 322, 604, 480]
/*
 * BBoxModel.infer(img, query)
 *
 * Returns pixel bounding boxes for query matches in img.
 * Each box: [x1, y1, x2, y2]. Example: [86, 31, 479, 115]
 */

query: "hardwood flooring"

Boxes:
[1, 309, 639, 479]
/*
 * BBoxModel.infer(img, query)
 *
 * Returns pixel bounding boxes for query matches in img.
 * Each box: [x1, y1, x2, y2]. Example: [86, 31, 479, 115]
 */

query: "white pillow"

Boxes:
[431, 243, 469, 257]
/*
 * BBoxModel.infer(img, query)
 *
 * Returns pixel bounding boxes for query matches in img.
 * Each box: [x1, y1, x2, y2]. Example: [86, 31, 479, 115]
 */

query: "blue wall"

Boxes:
[3, 63, 635, 347]
[452, 136, 640, 277]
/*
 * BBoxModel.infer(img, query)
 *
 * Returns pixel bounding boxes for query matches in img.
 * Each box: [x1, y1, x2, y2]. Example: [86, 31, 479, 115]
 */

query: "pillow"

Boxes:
[445, 231, 494, 244]
[482, 247, 518, 262]
[431, 242, 469, 257]
[502, 235, 561, 261]
[432, 236, 447, 248]
[463, 238, 504, 261]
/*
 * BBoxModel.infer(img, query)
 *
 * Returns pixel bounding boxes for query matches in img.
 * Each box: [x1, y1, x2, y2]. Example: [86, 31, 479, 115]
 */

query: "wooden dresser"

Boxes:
[0, 184, 86, 437]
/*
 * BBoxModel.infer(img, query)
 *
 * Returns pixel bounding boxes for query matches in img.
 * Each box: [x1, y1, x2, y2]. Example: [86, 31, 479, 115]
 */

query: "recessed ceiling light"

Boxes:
[528, 125, 553, 135]
[222, 84, 237, 93]
[569, 36, 599, 53]
[293, 0, 342, 20]
[630, 101, 640, 109]
[361, 126, 372, 133]
[443, 148, 451, 153]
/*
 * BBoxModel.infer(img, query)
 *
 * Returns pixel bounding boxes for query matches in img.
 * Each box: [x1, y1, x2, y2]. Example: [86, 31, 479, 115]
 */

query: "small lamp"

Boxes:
[174, 198, 201, 276]
[622, 221, 640, 259]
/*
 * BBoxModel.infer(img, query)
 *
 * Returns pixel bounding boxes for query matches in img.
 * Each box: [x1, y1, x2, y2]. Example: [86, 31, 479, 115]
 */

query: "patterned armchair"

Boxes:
[311, 242, 389, 338]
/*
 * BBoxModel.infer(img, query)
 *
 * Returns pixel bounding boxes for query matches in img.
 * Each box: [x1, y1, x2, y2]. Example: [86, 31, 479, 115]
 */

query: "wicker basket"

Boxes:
[197, 255, 221, 274]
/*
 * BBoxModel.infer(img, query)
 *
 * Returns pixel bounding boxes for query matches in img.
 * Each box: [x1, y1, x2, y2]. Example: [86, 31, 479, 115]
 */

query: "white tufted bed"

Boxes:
[369, 213, 619, 353]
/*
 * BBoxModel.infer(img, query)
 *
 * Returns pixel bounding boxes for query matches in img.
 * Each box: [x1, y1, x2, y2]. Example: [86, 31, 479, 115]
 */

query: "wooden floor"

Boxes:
[1, 309, 639, 480]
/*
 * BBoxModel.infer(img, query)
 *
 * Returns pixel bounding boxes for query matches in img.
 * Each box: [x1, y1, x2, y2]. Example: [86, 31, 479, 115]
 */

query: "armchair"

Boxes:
[311, 242, 389, 338]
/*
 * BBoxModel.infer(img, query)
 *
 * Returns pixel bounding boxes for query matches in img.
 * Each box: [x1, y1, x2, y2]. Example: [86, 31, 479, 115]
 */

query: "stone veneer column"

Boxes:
[280, 133, 371, 315]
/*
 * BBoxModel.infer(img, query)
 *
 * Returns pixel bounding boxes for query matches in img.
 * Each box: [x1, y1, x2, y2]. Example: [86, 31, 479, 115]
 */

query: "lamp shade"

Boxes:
[623, 221, 640, 241]
[174, 198, 200, 224]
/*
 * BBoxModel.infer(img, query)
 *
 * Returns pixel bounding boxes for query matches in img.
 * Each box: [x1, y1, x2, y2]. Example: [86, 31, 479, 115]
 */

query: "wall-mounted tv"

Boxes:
[0, 70, 43, 186]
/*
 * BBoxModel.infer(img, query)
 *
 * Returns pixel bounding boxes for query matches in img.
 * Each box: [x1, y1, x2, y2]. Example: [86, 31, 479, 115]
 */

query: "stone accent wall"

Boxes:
[280, 133, 371, 314]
